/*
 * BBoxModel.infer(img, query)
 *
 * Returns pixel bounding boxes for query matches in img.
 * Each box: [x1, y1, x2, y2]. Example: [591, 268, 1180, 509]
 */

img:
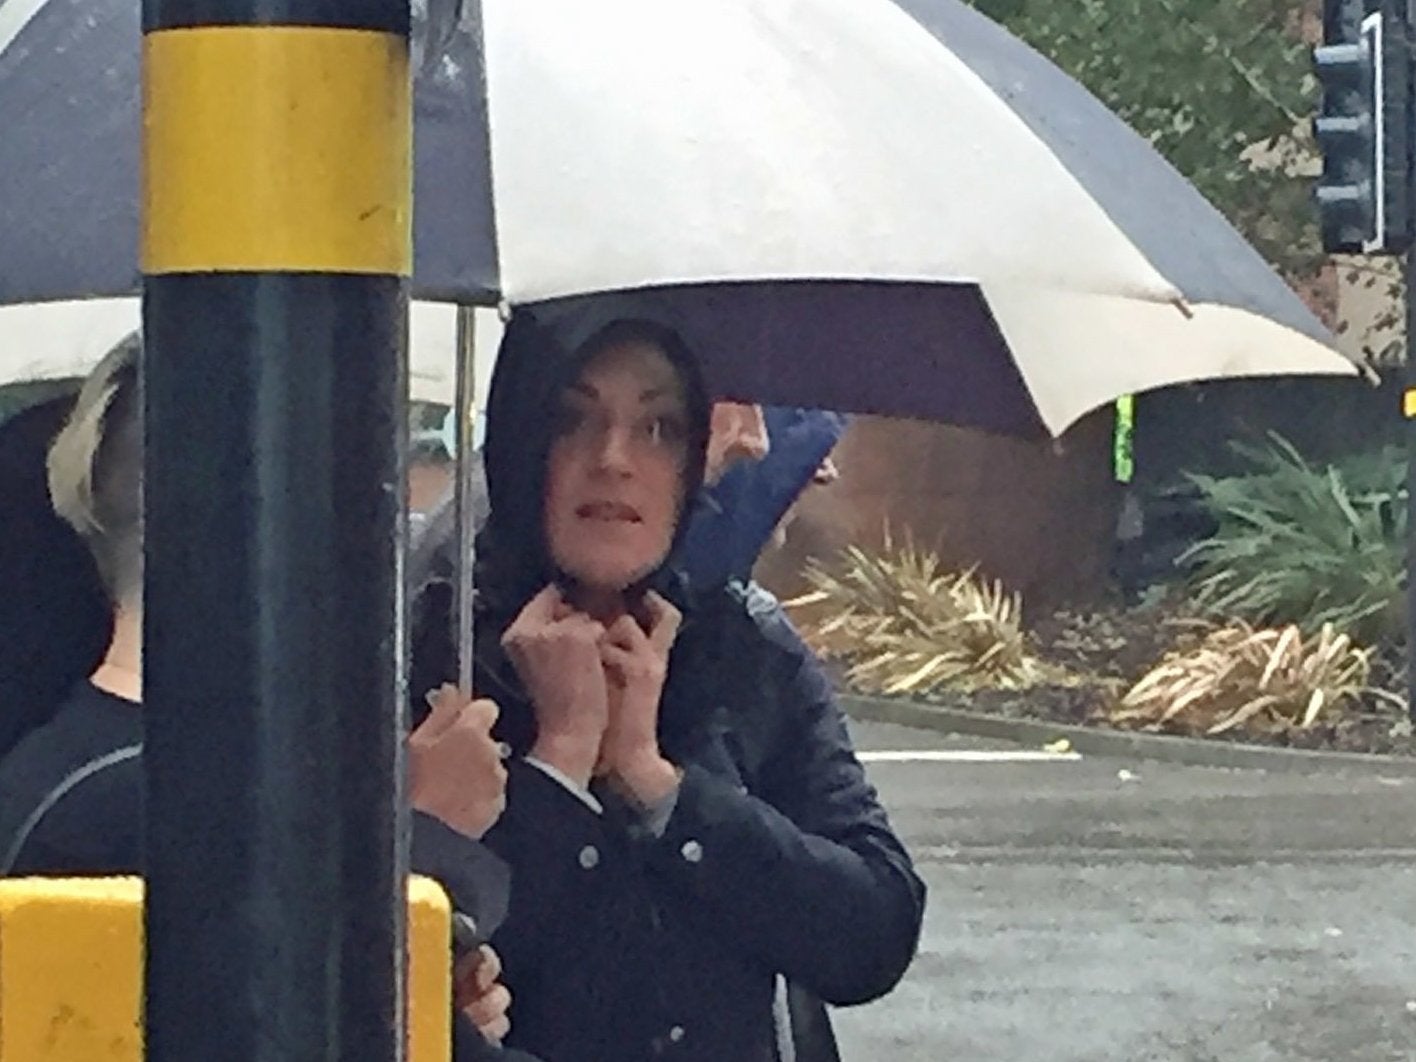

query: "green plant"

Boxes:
[1110, 621, 1374, 735]
[788, 536, 1053, 695]
[970, 0, 1322, 280]
[1181, 434, 1406, 644]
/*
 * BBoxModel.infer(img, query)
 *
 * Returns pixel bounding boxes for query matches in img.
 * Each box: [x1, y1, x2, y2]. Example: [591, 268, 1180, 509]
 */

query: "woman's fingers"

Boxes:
[475, 1012, 511, 1045]
[501, 584, 564, 646]
[453, 946, 503, 1004]
[472, 945, 502, 991]
[599, 595, 681, 656]
[601, 613, 647, 652]
[599, 643, 636, 670]
[415, 683, 466, 741]
[462, 984, 512, 1041]
[464, 697, 500, 733]
[553, 613, 606, 642]
[524, 584, 564, 620]
[644, 592, 683, 654]
[409, 691, 508, 840]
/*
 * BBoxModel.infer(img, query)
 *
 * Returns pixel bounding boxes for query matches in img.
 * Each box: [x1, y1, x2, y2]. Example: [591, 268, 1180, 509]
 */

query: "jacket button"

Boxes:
[669, 1025, 686, 1043]
[679, 840, 703, 864]
[578, 844, 600, 869]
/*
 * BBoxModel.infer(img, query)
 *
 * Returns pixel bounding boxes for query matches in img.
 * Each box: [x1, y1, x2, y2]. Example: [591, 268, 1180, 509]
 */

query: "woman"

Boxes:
[413, 308, 925, 1062]
[0, 335, 529, 1060]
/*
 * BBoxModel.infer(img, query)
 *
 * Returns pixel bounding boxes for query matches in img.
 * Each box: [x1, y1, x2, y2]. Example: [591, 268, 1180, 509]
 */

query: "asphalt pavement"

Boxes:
[832, 720, 1416, 1062]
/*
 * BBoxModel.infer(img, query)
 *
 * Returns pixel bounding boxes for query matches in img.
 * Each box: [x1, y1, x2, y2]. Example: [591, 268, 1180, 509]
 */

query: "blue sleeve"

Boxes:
[679, 408, 848, 589]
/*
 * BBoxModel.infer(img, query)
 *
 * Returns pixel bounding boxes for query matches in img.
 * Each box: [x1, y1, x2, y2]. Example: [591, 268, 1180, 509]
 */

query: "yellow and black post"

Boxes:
[140, 0, 412, 1056]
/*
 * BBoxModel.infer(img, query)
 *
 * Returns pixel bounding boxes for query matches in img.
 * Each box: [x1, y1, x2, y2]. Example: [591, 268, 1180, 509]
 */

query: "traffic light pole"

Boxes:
[1316, 0, 1416, 720]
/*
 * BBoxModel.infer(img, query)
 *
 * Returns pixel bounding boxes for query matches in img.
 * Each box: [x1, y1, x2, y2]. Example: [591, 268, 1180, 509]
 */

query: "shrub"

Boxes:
[1181, 435, 1405, 644]
[1110, 621, 1373, 736]
[789, 536, 1052, 695]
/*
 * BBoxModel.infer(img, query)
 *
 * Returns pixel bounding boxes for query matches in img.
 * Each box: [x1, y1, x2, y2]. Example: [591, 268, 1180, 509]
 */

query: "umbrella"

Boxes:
[1, 0, 1355, 439]
[0, 298, 502, 408]
[0, 7, 1365, 1039]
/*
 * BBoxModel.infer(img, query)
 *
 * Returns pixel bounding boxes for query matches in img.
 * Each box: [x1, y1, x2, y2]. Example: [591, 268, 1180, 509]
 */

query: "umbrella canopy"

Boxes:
[0, 0, 1354, 435]
[0, 298, 501, 408]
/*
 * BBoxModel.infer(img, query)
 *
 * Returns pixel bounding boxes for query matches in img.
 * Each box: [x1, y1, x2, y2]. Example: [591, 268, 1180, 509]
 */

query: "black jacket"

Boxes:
[413, 302, 926, 1062]
[477, 583, 924, 1062]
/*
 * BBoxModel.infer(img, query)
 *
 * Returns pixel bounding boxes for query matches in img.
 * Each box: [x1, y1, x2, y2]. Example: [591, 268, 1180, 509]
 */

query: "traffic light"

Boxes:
[1314, 1, 1411, 254]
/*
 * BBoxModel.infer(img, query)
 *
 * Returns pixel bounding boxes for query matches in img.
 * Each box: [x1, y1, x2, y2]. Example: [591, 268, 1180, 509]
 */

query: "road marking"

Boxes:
[858, 750, 1082, 763]
[915, 844, 1416, 866]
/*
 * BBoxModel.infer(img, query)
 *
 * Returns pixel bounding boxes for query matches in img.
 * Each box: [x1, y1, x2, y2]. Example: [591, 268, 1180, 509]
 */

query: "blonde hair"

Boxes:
[48, 333, 142, 604]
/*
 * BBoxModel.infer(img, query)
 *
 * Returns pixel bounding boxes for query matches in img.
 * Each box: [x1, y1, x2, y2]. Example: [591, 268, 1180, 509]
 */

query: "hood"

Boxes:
[476, 298, 713, 616]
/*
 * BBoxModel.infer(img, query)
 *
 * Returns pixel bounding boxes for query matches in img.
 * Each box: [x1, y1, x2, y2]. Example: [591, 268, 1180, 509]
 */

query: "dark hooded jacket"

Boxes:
[411, 304, 925, 1062]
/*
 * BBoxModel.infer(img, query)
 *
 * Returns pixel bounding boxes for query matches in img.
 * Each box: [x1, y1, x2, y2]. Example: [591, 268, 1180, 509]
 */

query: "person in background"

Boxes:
[0, 392, 110, 759]
[679, 403, 848, 592]
[678, 403, 852, 1057]
[704, 400, 771, 483]
[411, 307, 924, 1062]
[0, 335, 533, 1061]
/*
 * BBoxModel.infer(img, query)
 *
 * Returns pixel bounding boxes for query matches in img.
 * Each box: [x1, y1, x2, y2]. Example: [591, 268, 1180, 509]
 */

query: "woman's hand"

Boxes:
[408, 685, 507, 840]
[503, 585, 608, 788]
[455, 945, 512, 1044]
[598, 591, 683, 806]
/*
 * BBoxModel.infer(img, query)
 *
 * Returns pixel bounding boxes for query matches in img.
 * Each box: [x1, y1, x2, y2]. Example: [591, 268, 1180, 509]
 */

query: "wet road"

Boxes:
[834, 720, 1416, 1062]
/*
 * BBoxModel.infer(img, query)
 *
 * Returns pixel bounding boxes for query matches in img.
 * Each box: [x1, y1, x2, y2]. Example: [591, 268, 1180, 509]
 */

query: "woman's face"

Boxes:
[544, 339, 690, 592]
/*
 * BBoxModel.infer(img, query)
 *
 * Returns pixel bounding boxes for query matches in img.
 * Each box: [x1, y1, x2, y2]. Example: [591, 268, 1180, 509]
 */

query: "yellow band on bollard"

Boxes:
[1404, 389, 1416, 419]
[142, 26, 411, 276]
[0, 876, 450, 1061]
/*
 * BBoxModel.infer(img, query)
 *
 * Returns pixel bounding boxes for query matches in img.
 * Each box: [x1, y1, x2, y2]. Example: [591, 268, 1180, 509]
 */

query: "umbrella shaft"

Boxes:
[455, 306, 478, 692]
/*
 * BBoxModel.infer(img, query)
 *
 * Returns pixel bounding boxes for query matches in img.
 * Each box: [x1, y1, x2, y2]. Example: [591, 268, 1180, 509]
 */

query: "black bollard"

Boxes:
[140, 1, 413, 1057]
